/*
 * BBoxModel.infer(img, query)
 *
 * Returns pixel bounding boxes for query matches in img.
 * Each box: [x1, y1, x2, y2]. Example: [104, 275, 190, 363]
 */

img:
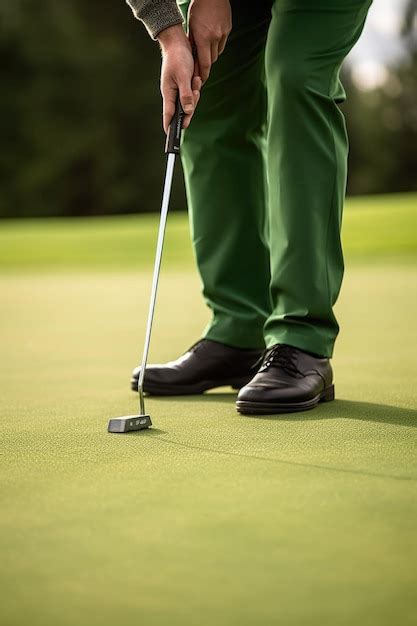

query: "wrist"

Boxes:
[157, 24, 188, 51]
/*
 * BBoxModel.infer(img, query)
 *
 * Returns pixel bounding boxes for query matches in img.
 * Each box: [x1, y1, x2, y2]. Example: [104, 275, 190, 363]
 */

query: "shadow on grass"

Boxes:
[148, 391, 237, 403]
[248, 399, 417, 429]
[150, 394, 416, 428]
[135, 397, 416, 481]
[125, 427, 167, 437]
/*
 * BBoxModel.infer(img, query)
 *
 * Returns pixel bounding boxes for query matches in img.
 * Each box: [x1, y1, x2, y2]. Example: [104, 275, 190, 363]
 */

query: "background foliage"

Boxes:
[0, 0, 416, 218]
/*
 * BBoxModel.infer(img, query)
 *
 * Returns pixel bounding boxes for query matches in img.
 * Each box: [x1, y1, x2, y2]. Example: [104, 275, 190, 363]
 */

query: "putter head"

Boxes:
[108, 414, 152, 434]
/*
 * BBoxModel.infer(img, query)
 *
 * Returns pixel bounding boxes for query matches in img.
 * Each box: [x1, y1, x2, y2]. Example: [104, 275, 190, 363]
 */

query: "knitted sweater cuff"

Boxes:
[127, 0, 184, 40]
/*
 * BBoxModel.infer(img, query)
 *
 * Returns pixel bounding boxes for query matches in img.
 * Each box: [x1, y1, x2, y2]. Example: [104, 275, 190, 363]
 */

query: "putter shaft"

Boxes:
[108, 100, 183, 433]
[137, 152, 176, 415]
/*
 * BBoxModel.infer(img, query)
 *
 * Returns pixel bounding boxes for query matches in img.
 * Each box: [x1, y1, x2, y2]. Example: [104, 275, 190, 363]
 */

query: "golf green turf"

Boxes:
[0, 193, 416, 271]
[1, 195, 417, 625]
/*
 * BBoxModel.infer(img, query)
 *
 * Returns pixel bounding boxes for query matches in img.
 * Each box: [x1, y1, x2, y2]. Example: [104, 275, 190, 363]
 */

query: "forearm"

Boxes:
[126, 0, 184, 39]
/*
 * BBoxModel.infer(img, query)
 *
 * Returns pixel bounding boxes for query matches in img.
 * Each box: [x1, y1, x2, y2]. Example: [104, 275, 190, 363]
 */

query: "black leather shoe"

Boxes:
[236, 343, 334, 415]
[131, 339, 263, 395]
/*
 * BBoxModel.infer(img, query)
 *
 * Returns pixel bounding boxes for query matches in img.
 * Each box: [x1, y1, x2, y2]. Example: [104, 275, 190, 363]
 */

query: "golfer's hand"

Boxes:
[158, 25, 202, 133]
[187, 0, 232, 83]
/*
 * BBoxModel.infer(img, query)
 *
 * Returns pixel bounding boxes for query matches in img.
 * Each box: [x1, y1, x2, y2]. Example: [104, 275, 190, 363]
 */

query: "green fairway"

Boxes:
[1, 193, 416, 271]
[1, 194, 417, 625]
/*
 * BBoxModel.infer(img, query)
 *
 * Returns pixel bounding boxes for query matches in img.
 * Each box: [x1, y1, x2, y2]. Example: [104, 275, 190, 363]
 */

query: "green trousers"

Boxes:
[178, 0, 371, 357]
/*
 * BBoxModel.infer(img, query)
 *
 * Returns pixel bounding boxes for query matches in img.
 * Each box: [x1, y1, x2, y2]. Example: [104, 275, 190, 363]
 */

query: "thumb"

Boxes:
[177, 74, 194, 115]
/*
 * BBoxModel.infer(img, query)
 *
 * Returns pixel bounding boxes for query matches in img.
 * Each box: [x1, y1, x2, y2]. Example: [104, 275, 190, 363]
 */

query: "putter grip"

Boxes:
[165, 99, 184, 155]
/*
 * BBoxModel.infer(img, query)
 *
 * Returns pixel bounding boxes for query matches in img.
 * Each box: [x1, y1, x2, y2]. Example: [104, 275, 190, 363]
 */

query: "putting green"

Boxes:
[0, 193, 416, 271]
[1, 195, 417, 625]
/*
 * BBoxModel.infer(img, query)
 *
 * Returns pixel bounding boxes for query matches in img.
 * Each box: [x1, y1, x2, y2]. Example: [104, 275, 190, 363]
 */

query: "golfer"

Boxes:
[127, 0, 372, 415]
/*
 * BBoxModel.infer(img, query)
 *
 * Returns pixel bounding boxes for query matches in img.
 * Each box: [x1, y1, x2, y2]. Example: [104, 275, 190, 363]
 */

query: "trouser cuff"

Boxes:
[264, 326, 335, 358]
[204, 317, 266, 350]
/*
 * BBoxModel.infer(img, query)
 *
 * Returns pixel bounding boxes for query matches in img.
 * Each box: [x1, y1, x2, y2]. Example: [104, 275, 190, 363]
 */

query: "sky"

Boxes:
[346, 0, 409, 89]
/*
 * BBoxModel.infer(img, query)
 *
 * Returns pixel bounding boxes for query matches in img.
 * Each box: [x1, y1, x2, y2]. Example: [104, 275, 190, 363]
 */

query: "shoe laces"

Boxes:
[260, 344, 300, 375]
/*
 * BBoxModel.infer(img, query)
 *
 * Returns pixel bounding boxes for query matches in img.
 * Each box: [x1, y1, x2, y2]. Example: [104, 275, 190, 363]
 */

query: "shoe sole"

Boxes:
[236, 384, 335, 415]
[130, 376, 251, 395]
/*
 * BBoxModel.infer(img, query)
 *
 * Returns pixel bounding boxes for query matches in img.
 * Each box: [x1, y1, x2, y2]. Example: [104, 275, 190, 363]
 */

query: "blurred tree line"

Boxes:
[0, 0, 416, 218]
[344, 0, 417, 196]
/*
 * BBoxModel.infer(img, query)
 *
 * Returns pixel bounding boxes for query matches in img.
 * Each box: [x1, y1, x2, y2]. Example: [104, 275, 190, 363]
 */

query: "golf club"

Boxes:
[108, 99, 184, 433]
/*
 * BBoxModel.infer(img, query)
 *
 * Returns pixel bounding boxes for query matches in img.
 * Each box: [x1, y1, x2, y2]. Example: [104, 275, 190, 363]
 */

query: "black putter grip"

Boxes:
[165, 99, 185, 155]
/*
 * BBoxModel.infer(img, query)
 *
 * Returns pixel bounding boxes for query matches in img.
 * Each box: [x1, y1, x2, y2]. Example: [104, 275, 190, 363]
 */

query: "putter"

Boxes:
[108, 100, 184, 433]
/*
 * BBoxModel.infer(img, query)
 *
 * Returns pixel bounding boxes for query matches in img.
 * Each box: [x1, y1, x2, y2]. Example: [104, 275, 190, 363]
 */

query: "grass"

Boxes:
[0, 193, 416, 271]
[1, 193, 417, 626]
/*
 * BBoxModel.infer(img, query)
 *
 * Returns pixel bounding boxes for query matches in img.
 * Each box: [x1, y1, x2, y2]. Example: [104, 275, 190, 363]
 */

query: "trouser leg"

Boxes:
[179, 1, 273, 349]
[263, 0, 372, 357]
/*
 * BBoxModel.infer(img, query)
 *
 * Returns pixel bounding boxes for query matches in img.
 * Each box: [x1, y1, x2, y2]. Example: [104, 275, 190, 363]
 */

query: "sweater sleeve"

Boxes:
[126, 0, 184, 40]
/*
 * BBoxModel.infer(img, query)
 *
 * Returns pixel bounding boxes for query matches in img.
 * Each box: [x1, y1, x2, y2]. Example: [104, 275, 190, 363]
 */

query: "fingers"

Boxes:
[193, 58, 201, 81]
[162, 72, 194, 133]
[192, 75, 203, 92]
[183, 76, 202, 129]
[159, 37, 203, 133]
[162, 86, 177, 134]
[197, 44, 212, 83]
[186, 0, 232, 82]
[177, 72, 195, 116]
[163, 75, 202, 133]
[211, 42, 219, 65]
[193, 36, 228, 85]
[218, 34, 228, 56]
[183, 75, 202, 129]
